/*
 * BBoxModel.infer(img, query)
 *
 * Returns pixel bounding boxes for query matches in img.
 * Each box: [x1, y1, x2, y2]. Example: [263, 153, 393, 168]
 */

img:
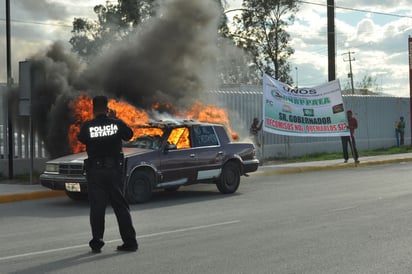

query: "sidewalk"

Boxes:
[0, 181, 66, 204]
[258, 153, 412, 175]
[2, 153, 412, 204]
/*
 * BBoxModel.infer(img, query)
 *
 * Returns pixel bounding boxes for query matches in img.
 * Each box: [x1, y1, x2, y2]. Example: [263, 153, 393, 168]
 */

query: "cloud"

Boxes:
[1, 0, 411, 99]
[13, 0, 68, 21]
[286, 0, 412, 96]
[336, 0, 410, 13]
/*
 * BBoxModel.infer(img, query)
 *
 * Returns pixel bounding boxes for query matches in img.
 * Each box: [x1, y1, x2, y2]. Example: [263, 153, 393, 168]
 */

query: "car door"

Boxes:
[191, 125, 224, 181]
[158, 127, 197, 187]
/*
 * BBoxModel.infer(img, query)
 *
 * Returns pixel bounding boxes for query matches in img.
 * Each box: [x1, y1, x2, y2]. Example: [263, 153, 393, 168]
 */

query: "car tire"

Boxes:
[217, 162, 240, 194]
[126, 171, 153, 204]
[65, 191, 88, 201]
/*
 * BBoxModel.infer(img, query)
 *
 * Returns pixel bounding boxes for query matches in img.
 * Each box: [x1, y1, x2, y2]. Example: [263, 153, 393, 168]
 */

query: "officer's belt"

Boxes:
[87, 156, 120, 169]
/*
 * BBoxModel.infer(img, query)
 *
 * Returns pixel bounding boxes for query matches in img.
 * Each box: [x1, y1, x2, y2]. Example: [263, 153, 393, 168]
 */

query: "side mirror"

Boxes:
[164, 143, 177, 152]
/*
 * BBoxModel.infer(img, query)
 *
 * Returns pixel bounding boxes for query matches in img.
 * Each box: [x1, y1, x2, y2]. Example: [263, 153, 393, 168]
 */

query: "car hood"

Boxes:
[46, 147, 150, 164]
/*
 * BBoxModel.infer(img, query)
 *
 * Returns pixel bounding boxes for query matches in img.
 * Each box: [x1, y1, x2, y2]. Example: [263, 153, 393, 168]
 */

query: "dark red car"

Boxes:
[40, 120, 259, 203]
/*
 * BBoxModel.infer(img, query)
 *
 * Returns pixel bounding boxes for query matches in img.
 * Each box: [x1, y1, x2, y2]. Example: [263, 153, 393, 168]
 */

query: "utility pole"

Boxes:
[327, 0, 335, 81]
[408, 36, 412, 147]
[343, 51, 356, 94]
[6, 0, 14, 178]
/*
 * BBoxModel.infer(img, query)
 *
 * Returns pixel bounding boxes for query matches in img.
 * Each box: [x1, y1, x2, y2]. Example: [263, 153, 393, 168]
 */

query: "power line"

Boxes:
[2, 2, 410, 30]
[298, 0, 412, 19]
[0, 18, 72, 28]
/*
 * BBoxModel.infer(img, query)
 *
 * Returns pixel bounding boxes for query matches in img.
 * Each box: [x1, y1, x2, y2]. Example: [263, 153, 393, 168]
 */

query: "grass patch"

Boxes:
[266, 145, 412, 163]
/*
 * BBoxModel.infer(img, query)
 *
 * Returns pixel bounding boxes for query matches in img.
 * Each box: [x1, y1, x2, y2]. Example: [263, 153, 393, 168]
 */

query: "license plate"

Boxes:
[65, 182, 81, 192]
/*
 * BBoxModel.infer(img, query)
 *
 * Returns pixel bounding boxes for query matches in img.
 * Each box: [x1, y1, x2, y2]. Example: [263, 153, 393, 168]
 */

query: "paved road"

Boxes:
[2, 162, 412, 273]
[2, 153, 412, 203]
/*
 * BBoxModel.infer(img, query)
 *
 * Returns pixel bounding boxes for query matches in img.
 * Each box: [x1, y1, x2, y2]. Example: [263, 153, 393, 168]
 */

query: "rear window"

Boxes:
[192, 125, 219, 147]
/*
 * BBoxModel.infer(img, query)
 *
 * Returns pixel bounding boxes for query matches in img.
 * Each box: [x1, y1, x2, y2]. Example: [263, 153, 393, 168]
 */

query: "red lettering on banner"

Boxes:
[337, 123, 347, 130]
[294, 124, 304, 132]
[266, 118, 294, 130]
[306, 124, 338, 132]
[266, 118, 347, 134]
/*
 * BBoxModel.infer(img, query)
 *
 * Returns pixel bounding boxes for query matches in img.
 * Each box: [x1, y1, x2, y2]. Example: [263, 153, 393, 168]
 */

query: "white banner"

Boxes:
[263, 74, 350, 137]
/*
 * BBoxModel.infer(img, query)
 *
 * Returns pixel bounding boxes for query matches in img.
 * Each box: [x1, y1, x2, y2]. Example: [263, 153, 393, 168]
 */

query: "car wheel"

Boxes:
[126, 171, 153, 204]
[65, 191, 88, 201]
[217, 162, 240, 194]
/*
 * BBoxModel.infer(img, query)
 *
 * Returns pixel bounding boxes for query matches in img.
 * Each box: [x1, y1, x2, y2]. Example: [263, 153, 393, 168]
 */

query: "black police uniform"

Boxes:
[78, 113, 137, 252]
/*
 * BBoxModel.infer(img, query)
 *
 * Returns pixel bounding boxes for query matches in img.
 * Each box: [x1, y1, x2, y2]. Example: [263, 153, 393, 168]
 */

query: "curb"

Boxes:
[0, 190, 66, 204]
[1, 157, 412, 204]
[257, 157, 412, 176]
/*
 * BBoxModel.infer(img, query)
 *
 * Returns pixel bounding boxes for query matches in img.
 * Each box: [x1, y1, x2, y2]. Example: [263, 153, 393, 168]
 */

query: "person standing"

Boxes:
[341, 110, 359, 163]
[395, 120, 400, 147]
[249, 117, 263, 147]
[398, 116, 406, 146]
[78, 95, 138, 253]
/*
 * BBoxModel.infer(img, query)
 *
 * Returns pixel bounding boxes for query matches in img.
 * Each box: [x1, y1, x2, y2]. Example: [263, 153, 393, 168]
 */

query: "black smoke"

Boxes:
[85, 0, 221, 108]
[20, 0, 222, 158]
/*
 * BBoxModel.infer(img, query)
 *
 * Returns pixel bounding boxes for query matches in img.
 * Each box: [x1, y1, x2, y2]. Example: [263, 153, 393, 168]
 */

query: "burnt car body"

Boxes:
[40, 120, 259, 203]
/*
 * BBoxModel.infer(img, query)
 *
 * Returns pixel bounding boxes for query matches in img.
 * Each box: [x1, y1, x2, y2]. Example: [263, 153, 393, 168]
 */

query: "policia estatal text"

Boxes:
[78, 95, 138, 253]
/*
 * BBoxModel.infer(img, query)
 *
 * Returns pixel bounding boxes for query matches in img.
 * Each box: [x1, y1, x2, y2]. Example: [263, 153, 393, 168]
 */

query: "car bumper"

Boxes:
[40, 174, 88, 193]
[243, 159, 259, 174]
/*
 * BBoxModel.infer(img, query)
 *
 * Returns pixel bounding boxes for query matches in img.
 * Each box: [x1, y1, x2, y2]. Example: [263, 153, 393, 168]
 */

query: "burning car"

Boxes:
[40, 119, 259, 203]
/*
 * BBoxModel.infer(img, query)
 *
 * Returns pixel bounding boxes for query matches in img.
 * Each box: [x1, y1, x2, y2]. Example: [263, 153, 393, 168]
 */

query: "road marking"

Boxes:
[330, 205, 359, 212]
[0, 220, 240, 261]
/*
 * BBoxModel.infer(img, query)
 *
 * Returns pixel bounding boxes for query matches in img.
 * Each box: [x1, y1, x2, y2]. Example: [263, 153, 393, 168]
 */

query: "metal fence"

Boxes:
[0, 84, 410, 174]
[210, 85, 410, 158]
[0, 89, 46, 160]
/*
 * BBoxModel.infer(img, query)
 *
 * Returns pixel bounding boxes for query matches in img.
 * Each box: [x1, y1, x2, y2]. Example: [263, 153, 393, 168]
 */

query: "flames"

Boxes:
[184, 102, 239, 140]
[69, 94, 238, 153]
[68, 95, 93, 154]
[167, 127, 190, 149]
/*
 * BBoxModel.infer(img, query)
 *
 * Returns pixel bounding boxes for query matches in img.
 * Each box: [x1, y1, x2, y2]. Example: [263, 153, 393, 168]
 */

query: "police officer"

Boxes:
[78, 95, 138, 253]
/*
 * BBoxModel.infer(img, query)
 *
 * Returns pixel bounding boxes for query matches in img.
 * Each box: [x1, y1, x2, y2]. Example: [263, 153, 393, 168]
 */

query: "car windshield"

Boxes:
[123, 127, 165, 149]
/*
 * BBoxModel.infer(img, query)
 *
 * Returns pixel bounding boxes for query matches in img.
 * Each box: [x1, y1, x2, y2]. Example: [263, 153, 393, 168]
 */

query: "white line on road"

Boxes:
[329, 206, 359, 212]
[0, 220, 240, 261]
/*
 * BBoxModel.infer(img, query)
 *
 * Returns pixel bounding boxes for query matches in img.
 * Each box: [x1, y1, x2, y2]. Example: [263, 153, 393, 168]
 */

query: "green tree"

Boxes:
[230, 0, 299, 84]
[70, 0, 230, 61]
[69, 0, 156, 59]
[68, 0, 250, 85]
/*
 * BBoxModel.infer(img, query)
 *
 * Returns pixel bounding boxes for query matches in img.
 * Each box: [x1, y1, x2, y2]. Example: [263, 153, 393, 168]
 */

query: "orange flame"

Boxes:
[68, 95, 93, 153]
[184, 102, 239, 140]
[167, 127, 190, 149]
[69, 95, 238, 153]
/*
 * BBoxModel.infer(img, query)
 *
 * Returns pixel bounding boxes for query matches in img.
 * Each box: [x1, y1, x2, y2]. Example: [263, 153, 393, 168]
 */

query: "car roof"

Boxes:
[142, 119, 222, 128]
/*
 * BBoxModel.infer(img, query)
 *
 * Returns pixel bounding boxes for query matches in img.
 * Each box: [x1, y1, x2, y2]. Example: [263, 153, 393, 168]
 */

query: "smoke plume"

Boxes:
[21, 0, 222, 158]
[86, 0, 221, 108]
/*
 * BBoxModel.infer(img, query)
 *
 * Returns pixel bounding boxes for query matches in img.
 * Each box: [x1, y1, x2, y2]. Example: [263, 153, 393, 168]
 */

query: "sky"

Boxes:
[226, 0, 412, 97]
[1, 0, 412, 97]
